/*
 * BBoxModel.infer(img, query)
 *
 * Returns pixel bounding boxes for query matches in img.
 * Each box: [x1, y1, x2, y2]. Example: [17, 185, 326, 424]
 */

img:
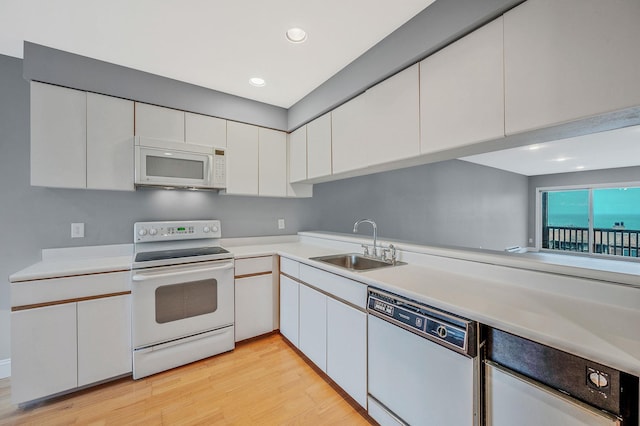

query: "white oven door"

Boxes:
[131, 259, 234, 349]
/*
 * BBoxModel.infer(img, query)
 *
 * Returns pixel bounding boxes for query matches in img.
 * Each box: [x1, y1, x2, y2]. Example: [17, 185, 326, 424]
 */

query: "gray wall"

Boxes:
[0, 54, 314, 360]
[309, 160, 529, 250]
[23, 43, 288, 131]
[0, 53, 531, 362]
[288, 0, 524, 129]
[527, 166, 640, 246]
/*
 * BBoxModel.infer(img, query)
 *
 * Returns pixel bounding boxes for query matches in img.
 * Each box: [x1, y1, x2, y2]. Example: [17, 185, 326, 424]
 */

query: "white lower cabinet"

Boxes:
[11, 303, 78, 404]
[280, 259, 367, 409]
[279, 275, 299, 347]
[77, 295, 132, 386]
[10, 294, 132, 404]
[235, 256, 275, 342]
[326, 297, 367, 408]
[298, 284, 327, 372]
[235, 274, 274, 342]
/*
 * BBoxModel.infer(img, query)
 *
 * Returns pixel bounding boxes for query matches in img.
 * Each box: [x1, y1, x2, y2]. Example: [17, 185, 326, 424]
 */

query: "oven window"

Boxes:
[155, 279, 217, 323]
[146, 155, 204, 179]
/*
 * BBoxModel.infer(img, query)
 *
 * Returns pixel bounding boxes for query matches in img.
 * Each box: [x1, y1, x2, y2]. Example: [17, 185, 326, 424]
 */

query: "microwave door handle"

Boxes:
[207, 155, 212, 186]
[132, 262, 233, 282]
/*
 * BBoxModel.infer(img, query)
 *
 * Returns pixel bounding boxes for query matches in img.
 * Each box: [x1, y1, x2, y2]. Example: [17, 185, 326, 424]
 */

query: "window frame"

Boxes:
[536, 181, 640, 261]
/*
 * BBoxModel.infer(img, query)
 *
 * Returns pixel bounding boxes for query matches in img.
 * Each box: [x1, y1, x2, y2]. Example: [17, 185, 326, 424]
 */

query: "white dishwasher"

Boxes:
[367, 288, 481, 426]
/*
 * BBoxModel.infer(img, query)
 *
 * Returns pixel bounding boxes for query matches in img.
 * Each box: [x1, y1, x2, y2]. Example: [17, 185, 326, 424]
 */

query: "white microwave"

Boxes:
[134, 137, 226, 189]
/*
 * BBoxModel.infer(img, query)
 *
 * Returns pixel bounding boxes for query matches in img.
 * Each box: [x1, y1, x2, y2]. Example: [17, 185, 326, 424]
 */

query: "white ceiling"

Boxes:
[461, 125, 640, 176]
[0, 0, 436, 108]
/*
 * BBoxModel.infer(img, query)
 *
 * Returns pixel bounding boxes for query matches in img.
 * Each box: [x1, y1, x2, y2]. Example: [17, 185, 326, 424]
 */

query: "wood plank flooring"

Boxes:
[0, 333, 375, 425]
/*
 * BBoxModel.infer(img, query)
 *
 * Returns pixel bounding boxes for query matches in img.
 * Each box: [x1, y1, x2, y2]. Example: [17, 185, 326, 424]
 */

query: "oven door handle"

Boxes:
[131, 262, 234, 282]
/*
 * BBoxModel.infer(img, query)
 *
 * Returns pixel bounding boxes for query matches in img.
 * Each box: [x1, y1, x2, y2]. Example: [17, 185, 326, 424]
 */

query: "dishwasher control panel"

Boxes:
[368, 289, 476, 357]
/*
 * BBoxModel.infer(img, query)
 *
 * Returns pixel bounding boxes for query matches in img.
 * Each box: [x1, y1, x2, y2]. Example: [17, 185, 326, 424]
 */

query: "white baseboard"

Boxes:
[0, 359, 10, 379]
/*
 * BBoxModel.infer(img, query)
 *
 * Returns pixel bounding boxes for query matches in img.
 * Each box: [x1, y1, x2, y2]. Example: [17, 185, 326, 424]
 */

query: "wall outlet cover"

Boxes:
[71, 222, 85, 238]
[278, 219, 285, 229]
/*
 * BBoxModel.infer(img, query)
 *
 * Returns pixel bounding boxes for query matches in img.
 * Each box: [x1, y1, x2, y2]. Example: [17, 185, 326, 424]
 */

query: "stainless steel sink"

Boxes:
[310, 253, 405, 271]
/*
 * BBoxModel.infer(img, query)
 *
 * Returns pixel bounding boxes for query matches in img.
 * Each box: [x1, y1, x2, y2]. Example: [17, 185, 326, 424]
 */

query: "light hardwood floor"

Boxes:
[0, 333, 375, 425]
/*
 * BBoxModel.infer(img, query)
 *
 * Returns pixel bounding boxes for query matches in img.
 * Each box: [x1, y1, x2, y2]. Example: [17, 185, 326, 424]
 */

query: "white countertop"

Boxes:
[9, 232, 640, 377]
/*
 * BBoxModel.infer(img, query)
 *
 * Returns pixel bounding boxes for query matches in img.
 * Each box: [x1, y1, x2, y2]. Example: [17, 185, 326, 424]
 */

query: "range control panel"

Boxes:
[134, 220, 221, 242]
[368, 289, 476, 357]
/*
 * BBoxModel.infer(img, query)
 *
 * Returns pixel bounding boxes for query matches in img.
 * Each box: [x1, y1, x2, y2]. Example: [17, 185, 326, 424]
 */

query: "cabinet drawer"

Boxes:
[11, 271, 131, 307]
[299, 264, 367, 309]
[280, 257, 300, 279]
[235, 256, 273, 277]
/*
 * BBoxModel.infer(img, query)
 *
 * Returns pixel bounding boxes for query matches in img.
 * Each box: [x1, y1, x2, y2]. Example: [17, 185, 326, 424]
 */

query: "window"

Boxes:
[539, 185, 640, 258]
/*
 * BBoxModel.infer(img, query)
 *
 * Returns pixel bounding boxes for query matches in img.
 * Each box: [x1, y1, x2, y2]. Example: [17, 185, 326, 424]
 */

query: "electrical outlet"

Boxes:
[278, 219, 285, 230]
[529, 238, 533, 244]
[71, 223, 85, 238]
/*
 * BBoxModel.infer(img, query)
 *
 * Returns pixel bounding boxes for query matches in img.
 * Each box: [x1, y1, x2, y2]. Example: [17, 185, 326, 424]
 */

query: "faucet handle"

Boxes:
[388, 244, 397, 264]
[361, 244, 370, 256]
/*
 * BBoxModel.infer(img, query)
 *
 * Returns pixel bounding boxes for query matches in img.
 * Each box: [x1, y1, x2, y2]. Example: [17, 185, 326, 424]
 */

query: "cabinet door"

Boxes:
[258, 128, 287, 197]
[87, 93, 135, 191]
[11, 303, 77, 404]
[30, 82, 87, 188]
[332, 65, 420, 174]
[286, 134, 313, 198]
[307, 113, 332, 179]
[298, 284, 327, 372]
[331, 92, 369, 174]
[77, 295, 132, 387]
[366, 64, 420, 166]
[134, 103, 185, 141]
[235, 274, 274, 341]
[288, 125, 307, 183]
[421, 17, 504, 154]
[326, 298, 367, 408]
[226, 121, 259, 195]
[185, 112, 227, 147]
[504, 0, 640, 135]
[279, 275, 299, 347]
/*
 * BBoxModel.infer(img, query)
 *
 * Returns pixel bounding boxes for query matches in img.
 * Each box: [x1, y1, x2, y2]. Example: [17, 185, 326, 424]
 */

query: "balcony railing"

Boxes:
[544, 226, 640, 257]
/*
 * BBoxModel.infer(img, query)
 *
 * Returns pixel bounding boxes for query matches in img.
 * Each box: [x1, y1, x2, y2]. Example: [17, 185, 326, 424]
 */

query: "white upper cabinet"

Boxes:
[31, 82, 87, 189]
[288, 125, 307, 183]
[226, 121, 259, 195]
[258, 128, 287, 197]
[306, 113, 332, 180]
[331, 92, 370, 174]
[86, 93, 134, 191]
[504, 0, 640, 135]
[420, 17, 504, 154]
[332, 64, 420, 175]
[134, 103, 185, 141]
[286, 134, 313, 198]
[366, 63, 420, 167]
[185, 112, 227, 148]
[31, 82, 134, 191]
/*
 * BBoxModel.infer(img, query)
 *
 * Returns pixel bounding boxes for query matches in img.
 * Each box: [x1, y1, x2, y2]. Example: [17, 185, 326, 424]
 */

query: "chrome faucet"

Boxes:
[353, 219, 378, 257]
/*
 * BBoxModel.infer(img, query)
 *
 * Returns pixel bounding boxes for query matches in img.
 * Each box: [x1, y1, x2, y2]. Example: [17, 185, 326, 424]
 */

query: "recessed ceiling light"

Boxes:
[249, 77, 266, 87]
[527, 145, 541, 151]
[575, 165, 585, 170]
[553, 157, 569, 162]
[286, 27, 307, 43]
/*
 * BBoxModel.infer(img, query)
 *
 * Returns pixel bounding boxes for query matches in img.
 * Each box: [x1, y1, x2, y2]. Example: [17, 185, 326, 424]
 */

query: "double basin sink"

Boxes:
[310, 253, 405, 272]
